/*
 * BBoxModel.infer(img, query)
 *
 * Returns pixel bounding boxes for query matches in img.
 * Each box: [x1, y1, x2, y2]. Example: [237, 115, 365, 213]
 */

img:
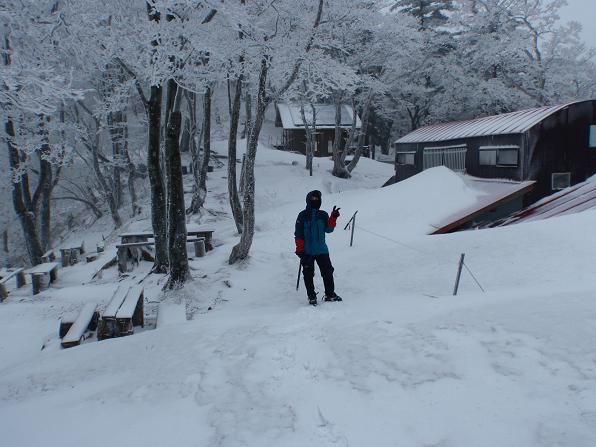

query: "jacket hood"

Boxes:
[306, 190, 322, 210]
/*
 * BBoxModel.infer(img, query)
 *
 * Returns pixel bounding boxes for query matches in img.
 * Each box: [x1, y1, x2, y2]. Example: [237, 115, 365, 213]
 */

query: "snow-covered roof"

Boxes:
[395, 100, 591, 144]
[497, 175, 596, 226]
[276, 103, 362, 130]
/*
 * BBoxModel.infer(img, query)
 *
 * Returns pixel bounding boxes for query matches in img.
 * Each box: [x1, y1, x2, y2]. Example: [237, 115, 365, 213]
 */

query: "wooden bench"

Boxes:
[0, 268, 26, 301]
[116, 241, 155, 273]
[60, 242, 85, 267]
[97, 286, 145, 340]
[41, 249, 56, 264]
[25, 262, 59, 295]
[119, 232, 153, 245]
[187, 228, 215, 251]
[61, 303, 99, 348]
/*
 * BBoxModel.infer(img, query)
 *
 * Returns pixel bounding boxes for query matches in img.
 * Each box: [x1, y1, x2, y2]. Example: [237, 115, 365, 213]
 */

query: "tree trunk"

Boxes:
[188, 86, 212, 213]
[300, 100, 316, 175]
[229, 58, 268, 264]
[1, 229, 8, 267]
[347, 95, 372, 173]
[107, 111, 124, 209]
[6, 118, 44, 266]
[39, 149, 53, 251]
[228, 78, 244, 233]
[122, 113, 141, 216]
[164, 80, 189, 289]
[242, 90, 252, 141]
[331, 99, 351, 179]
[147, 84, 168, 273]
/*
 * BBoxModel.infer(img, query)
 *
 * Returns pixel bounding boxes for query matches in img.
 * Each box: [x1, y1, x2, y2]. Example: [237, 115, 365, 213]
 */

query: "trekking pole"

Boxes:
[296, 260, 302, 291]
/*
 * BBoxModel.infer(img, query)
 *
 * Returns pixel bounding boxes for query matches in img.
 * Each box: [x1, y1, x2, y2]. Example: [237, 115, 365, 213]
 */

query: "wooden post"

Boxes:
[60, 249, 70, 267]
[453, 253, 465, 296]
[194, 239, 206, 257]
[49, 266, 57, 283]
[205, 233, 213, 251]
[16, 270, 26, 288]
[117, 246, 128, 274]
[70, 248, 80, 265]
[32, 274, 42, 295]
[79, 241, 85, 255]
[350, 213, 356, 247]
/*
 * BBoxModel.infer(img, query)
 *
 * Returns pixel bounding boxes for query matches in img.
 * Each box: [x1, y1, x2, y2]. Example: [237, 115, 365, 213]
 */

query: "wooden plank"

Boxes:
[61, 303, 97, 348]
[103, 286, 129, 318]
[116, 241, 156, 249]
[27, 262, 60, 275]
[116, 286, 142, 319]
[59, 311, 79, 338]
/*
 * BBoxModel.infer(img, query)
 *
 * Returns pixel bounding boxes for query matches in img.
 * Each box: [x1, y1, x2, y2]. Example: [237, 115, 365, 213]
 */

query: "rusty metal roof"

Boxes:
[497, 176, 596, 226]
[395, 101, 590, 144]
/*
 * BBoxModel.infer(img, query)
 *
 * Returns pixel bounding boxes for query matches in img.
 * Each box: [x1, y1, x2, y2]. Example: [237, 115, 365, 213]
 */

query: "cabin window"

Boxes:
[552, 172, 571, 190]
[590, 125, 596, 148]
[423, 145, 467, 172]
[479, 149, 497, 166]
[396, 152, 416, 165]
[479, 145, 519, 167]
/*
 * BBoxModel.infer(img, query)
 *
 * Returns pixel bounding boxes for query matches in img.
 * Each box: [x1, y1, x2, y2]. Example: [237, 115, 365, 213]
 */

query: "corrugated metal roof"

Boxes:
[497, 176, 596, 226]
[395, 101, 589, 144]
[277, 102, 362, 130]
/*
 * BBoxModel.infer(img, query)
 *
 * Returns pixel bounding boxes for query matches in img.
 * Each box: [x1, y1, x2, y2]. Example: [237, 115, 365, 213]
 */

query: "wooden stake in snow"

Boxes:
[453, 253, 465, 296]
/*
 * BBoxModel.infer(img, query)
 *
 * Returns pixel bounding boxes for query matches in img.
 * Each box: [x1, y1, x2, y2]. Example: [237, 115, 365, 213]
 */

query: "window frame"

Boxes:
[396, 151, 416, 166]
[551, 172, 571, 191]
[478, 145, 519, 168]
[423, 144, 467, 172]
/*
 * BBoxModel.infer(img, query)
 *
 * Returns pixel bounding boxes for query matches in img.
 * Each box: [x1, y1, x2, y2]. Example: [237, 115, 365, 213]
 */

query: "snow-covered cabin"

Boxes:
[274, 103, 362, 157]
[393, 99, 596, 204]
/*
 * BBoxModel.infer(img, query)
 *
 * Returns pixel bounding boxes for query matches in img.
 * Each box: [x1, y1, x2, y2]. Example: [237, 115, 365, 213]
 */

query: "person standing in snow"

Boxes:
[294, 190, 342, 306]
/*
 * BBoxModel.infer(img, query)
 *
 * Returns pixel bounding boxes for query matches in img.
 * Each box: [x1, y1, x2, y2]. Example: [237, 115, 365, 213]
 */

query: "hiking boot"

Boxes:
[308, 293, 318, 306]
[323, 293, 342, 302]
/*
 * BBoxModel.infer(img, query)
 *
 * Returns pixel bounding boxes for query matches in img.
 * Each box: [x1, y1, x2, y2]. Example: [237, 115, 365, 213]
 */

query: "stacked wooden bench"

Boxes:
[60, 242, 85, 267]
[25, 262, 60, 295]
[41, 249, 57, 264]
[85, 243, 105, 263]
[187, 228, 215, 251]
[116, 241, 156, 273]
[60, 303, 100, 348]
[0, 268, 27, 301]
[97, 285, 144, 340]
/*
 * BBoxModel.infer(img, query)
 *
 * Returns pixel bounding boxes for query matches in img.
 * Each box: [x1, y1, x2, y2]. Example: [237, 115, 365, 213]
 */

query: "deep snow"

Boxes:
[1, 144, 595, 447]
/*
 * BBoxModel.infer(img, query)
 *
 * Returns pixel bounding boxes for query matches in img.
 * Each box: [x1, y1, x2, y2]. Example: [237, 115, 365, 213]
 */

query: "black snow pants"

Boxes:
[301, 254, 335, 297]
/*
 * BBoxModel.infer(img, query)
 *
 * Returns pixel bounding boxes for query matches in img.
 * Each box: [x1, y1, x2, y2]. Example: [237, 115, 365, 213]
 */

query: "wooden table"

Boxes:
[25, 262, 59, 295]
[120, 228, 215, 251]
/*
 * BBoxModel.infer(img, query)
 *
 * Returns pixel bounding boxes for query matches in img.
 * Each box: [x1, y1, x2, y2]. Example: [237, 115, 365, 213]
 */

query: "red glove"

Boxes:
[295, 239, 304, 257]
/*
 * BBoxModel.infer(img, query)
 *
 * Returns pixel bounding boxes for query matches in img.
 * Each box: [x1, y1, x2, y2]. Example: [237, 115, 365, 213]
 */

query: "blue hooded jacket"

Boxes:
[294, 190, 335, 255]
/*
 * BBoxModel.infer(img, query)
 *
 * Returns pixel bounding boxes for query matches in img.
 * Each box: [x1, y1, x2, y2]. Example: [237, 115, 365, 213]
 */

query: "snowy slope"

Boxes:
[1, 145, 596, 447]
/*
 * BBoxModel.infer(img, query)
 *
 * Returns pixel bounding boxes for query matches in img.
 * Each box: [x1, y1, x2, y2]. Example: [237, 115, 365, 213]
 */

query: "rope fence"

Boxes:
[343, 210, 486, 295]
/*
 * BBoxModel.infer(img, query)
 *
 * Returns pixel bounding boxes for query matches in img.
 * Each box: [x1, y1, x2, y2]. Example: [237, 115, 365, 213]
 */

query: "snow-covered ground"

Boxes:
[1, 144, 596, 447]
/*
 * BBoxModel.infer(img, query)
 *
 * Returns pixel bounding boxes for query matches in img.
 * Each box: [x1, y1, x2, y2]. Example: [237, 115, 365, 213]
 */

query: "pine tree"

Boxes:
[391, 0, 454, 30]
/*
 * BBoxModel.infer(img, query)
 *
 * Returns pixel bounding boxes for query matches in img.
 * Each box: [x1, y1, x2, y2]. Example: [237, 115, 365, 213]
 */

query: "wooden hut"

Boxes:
[393, 99, 596, 204]
[275, 103, 362, 157]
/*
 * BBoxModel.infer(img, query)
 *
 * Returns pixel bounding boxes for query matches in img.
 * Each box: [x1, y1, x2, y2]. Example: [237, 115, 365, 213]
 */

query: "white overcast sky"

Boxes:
[559, 0, 596, 47]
